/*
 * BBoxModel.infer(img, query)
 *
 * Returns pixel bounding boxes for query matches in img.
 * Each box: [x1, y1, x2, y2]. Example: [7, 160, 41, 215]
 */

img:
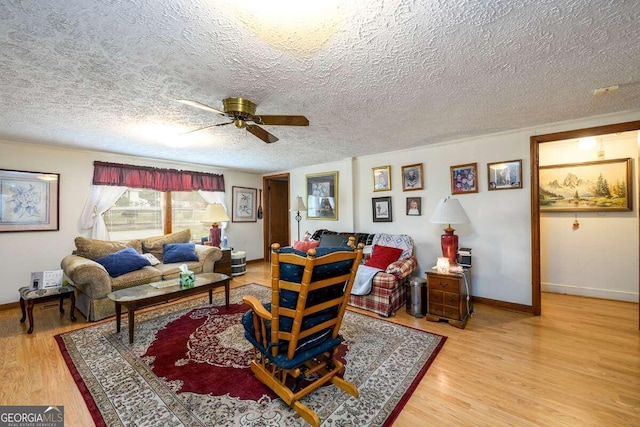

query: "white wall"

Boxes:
[286, 109, 640, 306]
[0, 141, 263, 305]
[539, 132, 639, 302]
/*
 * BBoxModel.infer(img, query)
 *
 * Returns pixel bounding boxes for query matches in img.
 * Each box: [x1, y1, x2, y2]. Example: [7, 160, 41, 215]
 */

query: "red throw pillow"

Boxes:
[292, 240, 320, 252]
[365, 244, 403, 269]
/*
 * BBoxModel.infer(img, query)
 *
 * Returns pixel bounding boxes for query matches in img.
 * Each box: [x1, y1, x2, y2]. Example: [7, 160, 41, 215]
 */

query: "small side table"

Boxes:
[425, 268, 472, 329]
[19, 286, 76, 334]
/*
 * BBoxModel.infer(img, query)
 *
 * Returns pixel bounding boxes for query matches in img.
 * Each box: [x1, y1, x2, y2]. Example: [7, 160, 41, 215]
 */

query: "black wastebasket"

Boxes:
[406, 277, 426, 317]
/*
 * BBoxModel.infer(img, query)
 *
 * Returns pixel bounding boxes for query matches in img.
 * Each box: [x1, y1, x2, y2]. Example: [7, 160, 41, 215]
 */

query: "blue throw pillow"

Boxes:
[163, 242, 199, 263]
[95, 247, 150, 278]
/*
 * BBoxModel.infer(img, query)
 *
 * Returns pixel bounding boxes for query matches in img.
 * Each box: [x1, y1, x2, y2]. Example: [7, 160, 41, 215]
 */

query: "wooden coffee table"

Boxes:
[107, 272, 230, 344]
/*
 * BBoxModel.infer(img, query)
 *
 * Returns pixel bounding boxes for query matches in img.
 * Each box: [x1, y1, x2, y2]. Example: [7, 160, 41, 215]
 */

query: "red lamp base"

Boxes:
[209, 225, 221, 248]
[441, 227, 458, 265]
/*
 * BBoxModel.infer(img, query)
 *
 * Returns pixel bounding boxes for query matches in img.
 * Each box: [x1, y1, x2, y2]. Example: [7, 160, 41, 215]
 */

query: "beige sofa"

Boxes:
[61, 229, 222, 321]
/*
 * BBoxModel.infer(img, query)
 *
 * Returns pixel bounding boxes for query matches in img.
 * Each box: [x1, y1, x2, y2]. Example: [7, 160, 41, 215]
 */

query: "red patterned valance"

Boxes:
[92, 161, 224, 192]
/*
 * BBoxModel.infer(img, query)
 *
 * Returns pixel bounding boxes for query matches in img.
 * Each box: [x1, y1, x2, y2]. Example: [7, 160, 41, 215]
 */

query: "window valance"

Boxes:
[92, 161, 225, 192]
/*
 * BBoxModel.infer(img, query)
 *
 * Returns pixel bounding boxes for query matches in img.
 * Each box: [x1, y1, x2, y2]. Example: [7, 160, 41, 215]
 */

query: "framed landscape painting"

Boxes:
[0, 169, 59, 232]
[232, 186, 257, 222]
[306, 171, 338, 220]
[539, 158, 631, 212]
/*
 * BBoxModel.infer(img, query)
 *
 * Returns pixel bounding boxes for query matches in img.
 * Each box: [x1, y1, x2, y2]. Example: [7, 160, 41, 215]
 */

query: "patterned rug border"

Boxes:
[55, 283, 447, 426]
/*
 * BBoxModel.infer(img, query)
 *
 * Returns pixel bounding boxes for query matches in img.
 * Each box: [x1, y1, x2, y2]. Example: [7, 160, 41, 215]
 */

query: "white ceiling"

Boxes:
[1, 0, 639, 173]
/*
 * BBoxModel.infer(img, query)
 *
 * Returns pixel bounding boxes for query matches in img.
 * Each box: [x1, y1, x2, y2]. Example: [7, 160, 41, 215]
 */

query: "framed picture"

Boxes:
[539, 158, 632, 212]
[450, 163, 478, 194]
[306, 171, 338, 220]
[488, 159, 523, 190]
[406, 197, 421, 216]
[232, 186, 257, 222]
[402, 163, 424, 191]
[372, 196, 392, 222]
[372, 165, 391, 191]
[0, 169, 59, 232]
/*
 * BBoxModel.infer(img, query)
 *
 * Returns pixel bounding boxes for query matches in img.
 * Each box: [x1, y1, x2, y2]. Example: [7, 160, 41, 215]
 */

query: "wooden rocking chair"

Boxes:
[242, 241, 364, 426]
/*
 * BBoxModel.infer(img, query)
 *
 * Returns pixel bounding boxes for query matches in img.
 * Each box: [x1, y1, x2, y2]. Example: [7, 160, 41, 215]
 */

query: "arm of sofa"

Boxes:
[60, 254, 113, 299]
[195, 244, 222, 273]
[385, 256, 418, 281]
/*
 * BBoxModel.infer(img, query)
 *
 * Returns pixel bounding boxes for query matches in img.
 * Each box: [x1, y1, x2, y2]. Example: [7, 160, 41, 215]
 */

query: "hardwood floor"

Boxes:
[1, 262, 638, 426]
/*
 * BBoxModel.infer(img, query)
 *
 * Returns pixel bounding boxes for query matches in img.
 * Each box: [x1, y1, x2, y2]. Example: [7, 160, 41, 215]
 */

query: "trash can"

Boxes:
[406, 277, 427, 317]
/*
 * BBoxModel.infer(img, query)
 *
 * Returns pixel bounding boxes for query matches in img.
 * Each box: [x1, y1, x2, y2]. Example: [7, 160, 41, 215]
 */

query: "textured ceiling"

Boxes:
[1, 0, 639, 173]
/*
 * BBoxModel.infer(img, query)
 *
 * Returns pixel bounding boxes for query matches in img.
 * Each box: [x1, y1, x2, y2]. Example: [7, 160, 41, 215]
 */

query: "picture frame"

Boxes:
[488, 159, 523, 191]
[372, 196, 392, 222]
[539, 158, 632, 212]
[406, 197, 421, 216]
[0, 169, 59, 232]
[306, 171, 338, 220]
[450, 163, 478, 194]
[232, 186, 257, 222]
[402, 163, 424, 191]
[372, 165, 391, 191]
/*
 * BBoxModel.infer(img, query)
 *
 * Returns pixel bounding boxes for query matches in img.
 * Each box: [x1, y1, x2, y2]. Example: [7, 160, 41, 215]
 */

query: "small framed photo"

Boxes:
[402, 163, 424, 191]
[372, 165, 391, 191]
[0, 169, 60, 232]
[406, 197, 421, 216]
[232, 186, 257, 222]
[372, 197, 392, 222]
[488, 159, 523, 191]
[450, 163, 478, 194]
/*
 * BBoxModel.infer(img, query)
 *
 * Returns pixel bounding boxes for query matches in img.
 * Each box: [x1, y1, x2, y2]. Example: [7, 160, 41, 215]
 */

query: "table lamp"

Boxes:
[201, 203, 230, 248]
[429, 197, 470, 265]
[292, 196, 307, 241]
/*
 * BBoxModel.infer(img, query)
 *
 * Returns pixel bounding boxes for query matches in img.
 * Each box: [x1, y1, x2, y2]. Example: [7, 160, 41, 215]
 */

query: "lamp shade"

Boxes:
[202, 203, 230, 224]
[429, 197, 470, 225]
[296, 195, 307, 211]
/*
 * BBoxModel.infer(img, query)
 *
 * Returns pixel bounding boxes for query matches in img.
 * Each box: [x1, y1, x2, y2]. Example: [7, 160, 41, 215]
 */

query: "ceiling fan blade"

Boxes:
[246, 124, 279, 143]
[181, 122, 233, 135]
[177, 99, 226, 116]
[255, 115, 309, 126]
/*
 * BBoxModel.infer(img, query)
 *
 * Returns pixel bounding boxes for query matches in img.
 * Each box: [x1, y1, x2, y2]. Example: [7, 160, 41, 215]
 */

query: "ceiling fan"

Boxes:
[177, 97, 309, 143]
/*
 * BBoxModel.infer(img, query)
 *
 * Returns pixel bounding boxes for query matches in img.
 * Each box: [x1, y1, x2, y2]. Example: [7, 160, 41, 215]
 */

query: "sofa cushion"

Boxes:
[163, 242, 199, 263]
[142, 229, 191, 260]
[365, 244, 403, 269]
[292, 240, 320, 252]
[318, 234, 349, 247]
[371, 233, 413, 259]
[74, 237, 142, 260]
[95, 247, 151, 278]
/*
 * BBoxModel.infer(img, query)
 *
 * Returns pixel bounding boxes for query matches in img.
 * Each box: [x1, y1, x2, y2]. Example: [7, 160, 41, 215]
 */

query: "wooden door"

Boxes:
[263, 174, 290, 260]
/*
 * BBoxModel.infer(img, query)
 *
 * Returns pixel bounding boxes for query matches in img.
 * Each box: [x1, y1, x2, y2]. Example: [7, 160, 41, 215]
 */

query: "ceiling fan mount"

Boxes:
[177, 97, 309, 143]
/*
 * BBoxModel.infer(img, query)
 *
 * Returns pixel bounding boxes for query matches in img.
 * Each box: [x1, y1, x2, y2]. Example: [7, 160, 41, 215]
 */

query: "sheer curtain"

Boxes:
[198, 190, 229, 239]
[80, 185, 127, 240]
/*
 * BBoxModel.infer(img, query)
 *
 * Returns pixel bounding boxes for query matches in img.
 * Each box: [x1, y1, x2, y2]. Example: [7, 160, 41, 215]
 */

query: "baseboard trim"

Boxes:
[472, 296, 534, 314]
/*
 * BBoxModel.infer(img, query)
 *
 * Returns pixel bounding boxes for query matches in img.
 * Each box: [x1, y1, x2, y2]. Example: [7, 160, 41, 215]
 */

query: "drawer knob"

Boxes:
[438, 282, 447, 287]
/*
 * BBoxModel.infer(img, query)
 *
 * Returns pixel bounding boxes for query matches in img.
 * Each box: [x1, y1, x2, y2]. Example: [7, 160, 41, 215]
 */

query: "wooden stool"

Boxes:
[19, 286, 77, 334]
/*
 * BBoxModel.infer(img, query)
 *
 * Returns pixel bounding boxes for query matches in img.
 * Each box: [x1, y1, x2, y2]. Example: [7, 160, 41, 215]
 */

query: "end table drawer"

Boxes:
[428, 303, 444, 317]
[444, 292, 459, 306]
[429, 276, 459, 293]
[428, 290, 443, 305]
[443, 305, 461, 320]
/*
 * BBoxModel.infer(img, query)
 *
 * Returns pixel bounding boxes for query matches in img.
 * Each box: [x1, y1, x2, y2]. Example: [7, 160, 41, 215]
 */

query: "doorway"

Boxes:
[530, 120, 640, 329]
[262, 174, 290, 260]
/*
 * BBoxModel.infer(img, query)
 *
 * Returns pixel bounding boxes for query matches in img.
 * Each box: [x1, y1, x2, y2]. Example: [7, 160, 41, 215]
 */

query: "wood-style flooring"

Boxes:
[0, 262, 638, 426]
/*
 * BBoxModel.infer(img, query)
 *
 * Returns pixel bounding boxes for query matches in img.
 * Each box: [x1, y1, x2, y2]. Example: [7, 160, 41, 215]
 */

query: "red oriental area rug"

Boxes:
[56, 284, 446, 426]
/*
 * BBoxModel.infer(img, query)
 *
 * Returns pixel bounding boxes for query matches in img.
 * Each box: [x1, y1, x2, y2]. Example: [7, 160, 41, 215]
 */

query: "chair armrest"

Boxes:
[60, 255, 112, 299]
[243, 295, 272, 320]
[195, 244, 222, 273]
[385, 256, 418, 280]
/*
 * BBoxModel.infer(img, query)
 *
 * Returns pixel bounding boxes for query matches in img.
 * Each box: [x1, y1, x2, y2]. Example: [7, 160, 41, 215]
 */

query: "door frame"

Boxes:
[530, 120, 640, 327]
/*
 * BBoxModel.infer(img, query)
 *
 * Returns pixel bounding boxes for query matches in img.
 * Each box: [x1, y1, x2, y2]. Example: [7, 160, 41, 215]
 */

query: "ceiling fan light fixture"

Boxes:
[222, 97, 257, 117]
[235, 119, 247, 129]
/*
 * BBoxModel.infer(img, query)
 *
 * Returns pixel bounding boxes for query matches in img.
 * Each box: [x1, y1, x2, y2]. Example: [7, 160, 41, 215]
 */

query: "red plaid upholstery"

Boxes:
[348, 256, 417, 317]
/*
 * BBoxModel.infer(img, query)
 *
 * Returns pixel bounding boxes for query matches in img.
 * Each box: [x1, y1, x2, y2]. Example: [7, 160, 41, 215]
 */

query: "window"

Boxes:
[105, 190, 209, 241]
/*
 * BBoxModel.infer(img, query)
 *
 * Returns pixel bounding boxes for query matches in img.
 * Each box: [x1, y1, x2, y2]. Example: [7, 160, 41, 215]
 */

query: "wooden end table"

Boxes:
[108, 272, 230, 344]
